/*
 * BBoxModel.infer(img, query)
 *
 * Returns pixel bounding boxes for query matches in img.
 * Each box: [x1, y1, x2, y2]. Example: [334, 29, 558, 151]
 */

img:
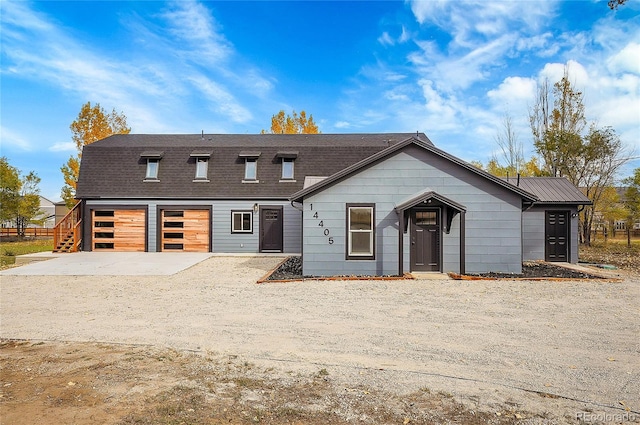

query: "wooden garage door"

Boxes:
[160, 209, 210, 252]
[92, 209, 146, 251]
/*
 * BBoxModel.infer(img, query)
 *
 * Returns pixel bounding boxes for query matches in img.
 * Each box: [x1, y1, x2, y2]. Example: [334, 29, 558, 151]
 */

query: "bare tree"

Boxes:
[493, 112, 524, 177]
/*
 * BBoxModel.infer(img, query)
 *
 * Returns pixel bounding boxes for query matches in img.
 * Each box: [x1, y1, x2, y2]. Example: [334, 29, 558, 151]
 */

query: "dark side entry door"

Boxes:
[545, 211, 569, 262]
[260, 206, 283, 252]
[411, 209, 441, 271]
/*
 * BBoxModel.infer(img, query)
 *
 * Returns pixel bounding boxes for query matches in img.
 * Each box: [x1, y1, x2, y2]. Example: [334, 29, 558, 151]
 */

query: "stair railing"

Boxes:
[53, 202, 82, 252]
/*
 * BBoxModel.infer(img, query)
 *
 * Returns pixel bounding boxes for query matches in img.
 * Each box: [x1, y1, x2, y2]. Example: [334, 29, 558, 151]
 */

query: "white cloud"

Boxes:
[161, 1, 232, 64]
[487, 77, 537, 108]
[409, 0, 556, 45]
[0, 126, 31, 151]
[378, 26, 411, 46]
[538, 60, 589, 89]
[410, 33, 517, 92]
[48, 142, 76, 152]
[188, 75, 252, 123]
[0, 1, 275, 138]
[378, 31, 394, 46]
[607, 42, 640, 74]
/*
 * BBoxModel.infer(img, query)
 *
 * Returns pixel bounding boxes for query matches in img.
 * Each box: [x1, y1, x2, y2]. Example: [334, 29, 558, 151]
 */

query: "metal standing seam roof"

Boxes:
[505, 177, 592, 205]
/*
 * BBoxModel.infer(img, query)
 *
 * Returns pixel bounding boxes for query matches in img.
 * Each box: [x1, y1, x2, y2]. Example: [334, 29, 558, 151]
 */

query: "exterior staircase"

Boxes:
[53, 202, 82, 253]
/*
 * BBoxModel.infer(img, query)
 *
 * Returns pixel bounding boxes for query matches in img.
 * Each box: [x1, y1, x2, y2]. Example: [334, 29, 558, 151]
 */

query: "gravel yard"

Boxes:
[1, 255, 639, 424]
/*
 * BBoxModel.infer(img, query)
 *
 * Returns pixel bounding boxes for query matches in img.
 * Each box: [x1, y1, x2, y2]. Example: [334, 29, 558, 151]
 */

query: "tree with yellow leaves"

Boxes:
[261, 110, 320, 134]
[60, 102, 130, 207]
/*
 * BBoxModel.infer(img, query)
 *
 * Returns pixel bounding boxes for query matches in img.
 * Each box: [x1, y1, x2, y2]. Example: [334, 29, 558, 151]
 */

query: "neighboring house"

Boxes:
[71, 133, 591, 276]
[592, 187, 640, 234]
[54, 201, 70, 225]
[1, 195, 55, 229]
[38, 196, 56, 228]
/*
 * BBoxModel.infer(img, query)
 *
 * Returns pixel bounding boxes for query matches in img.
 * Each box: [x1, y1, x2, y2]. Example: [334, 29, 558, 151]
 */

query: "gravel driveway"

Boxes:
[1, 256, 638, 423]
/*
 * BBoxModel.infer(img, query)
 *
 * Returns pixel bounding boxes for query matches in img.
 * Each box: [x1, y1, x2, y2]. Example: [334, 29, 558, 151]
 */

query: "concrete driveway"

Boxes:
[0, 252, 215, 276]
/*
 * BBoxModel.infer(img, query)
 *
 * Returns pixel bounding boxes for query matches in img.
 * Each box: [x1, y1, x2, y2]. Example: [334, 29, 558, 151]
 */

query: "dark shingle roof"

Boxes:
[76, 133, 430, 199]
[508, 177, 592, 205]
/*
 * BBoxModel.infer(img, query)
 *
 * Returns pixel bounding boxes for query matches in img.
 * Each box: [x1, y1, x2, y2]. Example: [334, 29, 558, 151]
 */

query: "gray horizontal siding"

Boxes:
[85, 199, 301, 254]
[302, 146, 524, 276]
[523, 206, 580, 263]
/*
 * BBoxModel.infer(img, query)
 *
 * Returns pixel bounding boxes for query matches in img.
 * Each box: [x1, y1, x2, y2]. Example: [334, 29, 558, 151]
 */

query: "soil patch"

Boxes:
[1, 340, 536, 425]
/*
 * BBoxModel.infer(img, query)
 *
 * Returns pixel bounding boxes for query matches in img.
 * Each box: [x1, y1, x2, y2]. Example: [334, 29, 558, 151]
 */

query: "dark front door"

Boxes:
[411, 209, 441, 272]
[260, 206, 283, 252]
[545, 211, 569, 262]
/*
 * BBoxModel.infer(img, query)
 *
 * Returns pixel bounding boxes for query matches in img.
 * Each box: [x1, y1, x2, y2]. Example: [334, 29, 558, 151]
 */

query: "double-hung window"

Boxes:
[231, 211, 253, 233]
[346, 203, 375, 260]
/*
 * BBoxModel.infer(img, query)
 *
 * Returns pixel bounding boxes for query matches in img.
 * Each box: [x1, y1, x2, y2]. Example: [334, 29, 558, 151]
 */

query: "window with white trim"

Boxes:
[146, 158, 159, 179]
[244, 158, 257, 180]
[231, 211, 253, 233]
[346, 204, 375, 259]
[195, 157, 208, 179]
[281, 158, 294, 179]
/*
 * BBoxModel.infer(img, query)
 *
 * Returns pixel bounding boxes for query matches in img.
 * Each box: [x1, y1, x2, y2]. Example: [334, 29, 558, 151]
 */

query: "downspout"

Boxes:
[291, 200, 304, 260]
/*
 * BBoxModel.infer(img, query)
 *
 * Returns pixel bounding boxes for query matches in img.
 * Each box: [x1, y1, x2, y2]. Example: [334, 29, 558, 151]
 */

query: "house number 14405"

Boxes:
[310, 204, 333, 244]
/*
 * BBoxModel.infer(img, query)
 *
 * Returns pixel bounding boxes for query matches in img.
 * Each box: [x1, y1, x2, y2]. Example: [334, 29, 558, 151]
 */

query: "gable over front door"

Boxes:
[410, 208, 441, 272]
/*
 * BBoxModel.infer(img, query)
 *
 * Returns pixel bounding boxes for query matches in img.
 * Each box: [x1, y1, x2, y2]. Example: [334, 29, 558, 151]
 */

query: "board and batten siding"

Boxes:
[301, 145, 524, 276]
[84, 199, 301, 253]
[522, 205, 579, 263]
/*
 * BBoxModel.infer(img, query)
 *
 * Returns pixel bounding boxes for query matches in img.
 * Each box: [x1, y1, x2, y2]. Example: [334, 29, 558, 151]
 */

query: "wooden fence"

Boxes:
[0, 228, 54, 237]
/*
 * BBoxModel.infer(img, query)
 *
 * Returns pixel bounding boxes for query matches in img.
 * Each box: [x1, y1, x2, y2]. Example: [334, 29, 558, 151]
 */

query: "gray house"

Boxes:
[67, 132, 590, 276]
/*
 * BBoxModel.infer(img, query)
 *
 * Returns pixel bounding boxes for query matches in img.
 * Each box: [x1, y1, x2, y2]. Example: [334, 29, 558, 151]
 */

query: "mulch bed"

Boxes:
[463, 261, 605, 279]
[264, 257, 606, 281]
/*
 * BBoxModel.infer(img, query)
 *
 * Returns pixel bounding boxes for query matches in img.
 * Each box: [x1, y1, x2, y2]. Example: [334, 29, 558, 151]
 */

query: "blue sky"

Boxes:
[1, 0, 639, 202]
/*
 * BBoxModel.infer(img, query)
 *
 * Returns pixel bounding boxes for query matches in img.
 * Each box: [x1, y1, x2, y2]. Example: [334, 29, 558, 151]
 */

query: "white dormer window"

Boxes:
[282, 158, 294, 180]
[190, 150, 212, 182]
[195, 157, 208, 179]
[239, 151, 260, 183]
[245, 158, 257, 180]
[276, 151, 298, 182]
[141, 150, 163, 181]
[146, 158, 159, 179]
